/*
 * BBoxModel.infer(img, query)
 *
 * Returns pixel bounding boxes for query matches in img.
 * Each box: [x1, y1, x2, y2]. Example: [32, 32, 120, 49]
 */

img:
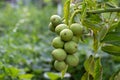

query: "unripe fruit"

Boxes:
[48, 22, 55, 32]
[72, 36, 79, 43]
[54, 60, 67, 71]
[65, 55, 79, 66]
[52, 36, 64, 48]
[50, 15, 62, 26]
[60, 29, 73, 41]
[52, 49, 67, 61]
[55, 24, 68, 35]
[70, 23, 83, 36]
[64, 41, 78, 54]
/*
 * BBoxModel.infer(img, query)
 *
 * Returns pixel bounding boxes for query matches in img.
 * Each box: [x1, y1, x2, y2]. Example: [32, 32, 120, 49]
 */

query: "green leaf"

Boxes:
[93, 58, 103, 80]
[81, 0, 87, 23]
[81, 72, 89, 80]
[0, 74, 5, 80]
[101, 32, 120, 46]
[83, 14, 102, 31]
[110, 69, 120, 80]
[84, 55, 95, 77]
[0, 62, 4, 69]
[115, 22, 120, 32]
[5, 67, 20, 77]
[99, 24, 109, 41]
[19, 74, 34, 80]
[97, 0, 111, 3]
[64, 0, 70, 25]
[109, 21, 120, 32]
[93, 30, 99, 53]
[61, 65, 68, 79]
[83, 19, 101, 31]
[101, 43, 120, 56]
[86, 0, 97, 9]
[46, 72, 60, 80]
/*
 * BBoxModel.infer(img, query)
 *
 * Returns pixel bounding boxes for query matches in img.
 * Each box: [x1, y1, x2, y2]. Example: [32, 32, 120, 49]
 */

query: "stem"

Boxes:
[88, 8, 120, 14]
[70, 10, 81, 24]
[70, 8, 120, 24]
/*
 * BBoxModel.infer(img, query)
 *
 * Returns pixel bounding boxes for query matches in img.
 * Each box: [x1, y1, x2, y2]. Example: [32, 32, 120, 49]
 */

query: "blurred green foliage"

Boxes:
[0, 1, 119, 80]
[0, 2, 56, 80]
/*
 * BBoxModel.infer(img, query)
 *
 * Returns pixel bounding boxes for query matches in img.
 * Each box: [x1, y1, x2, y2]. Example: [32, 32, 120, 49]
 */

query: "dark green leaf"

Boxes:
[115, 22, 120, 32]
[101, 32, 120, 46]
[109, 22, 119, 32]
[97, 0, 111, 3]
[83, 19, 101, 31]
[101, 44, 120, 56]
[87, 14, 102, 24]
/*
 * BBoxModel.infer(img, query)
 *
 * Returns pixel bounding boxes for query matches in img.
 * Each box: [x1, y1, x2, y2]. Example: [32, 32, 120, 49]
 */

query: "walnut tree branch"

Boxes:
[70, 8, 120, 24]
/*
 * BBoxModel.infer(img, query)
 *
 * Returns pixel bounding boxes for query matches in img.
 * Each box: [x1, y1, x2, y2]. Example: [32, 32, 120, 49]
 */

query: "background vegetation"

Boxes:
[0, 0, 120, 80]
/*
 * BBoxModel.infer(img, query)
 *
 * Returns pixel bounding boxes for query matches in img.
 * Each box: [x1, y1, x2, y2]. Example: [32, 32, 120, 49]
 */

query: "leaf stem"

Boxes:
[88, 8, 120, 14]
[70, 8, 120, 24]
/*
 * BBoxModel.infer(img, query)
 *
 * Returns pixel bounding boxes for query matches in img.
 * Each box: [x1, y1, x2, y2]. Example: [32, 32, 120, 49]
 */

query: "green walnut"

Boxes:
[72, 36, 79, 43]
[54, 60, 67, 71]
[60, 29, 73, 41]
[64, 41, 78, 54]
[52, 49, 67, 61]
[55, 24, 68, 35]
[52, 36, 64, 48]
[65, 55, 79, 66]
[48, 22, 55, 32]
[70, 23, 83, 36]
[50, 15, 62, 26]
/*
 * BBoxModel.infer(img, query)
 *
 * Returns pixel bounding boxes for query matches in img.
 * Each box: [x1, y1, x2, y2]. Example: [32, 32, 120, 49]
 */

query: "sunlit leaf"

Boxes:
[81, 72, 89, 80]
[93, 30, 99, 53]
[19, 74, 34, 80]
[93, 58, 103, 80]
[0, 74, 4, 80]
[61, 65, 68, 79]
[46, 72, 60, 80]
[64, 0, 70, 25]
[81, 0, 87, 23]
[86, 0, 97, 9]
[84, 55, 95, 77]
[110, 69, 120, 80]
[5, 67, 20, 77]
